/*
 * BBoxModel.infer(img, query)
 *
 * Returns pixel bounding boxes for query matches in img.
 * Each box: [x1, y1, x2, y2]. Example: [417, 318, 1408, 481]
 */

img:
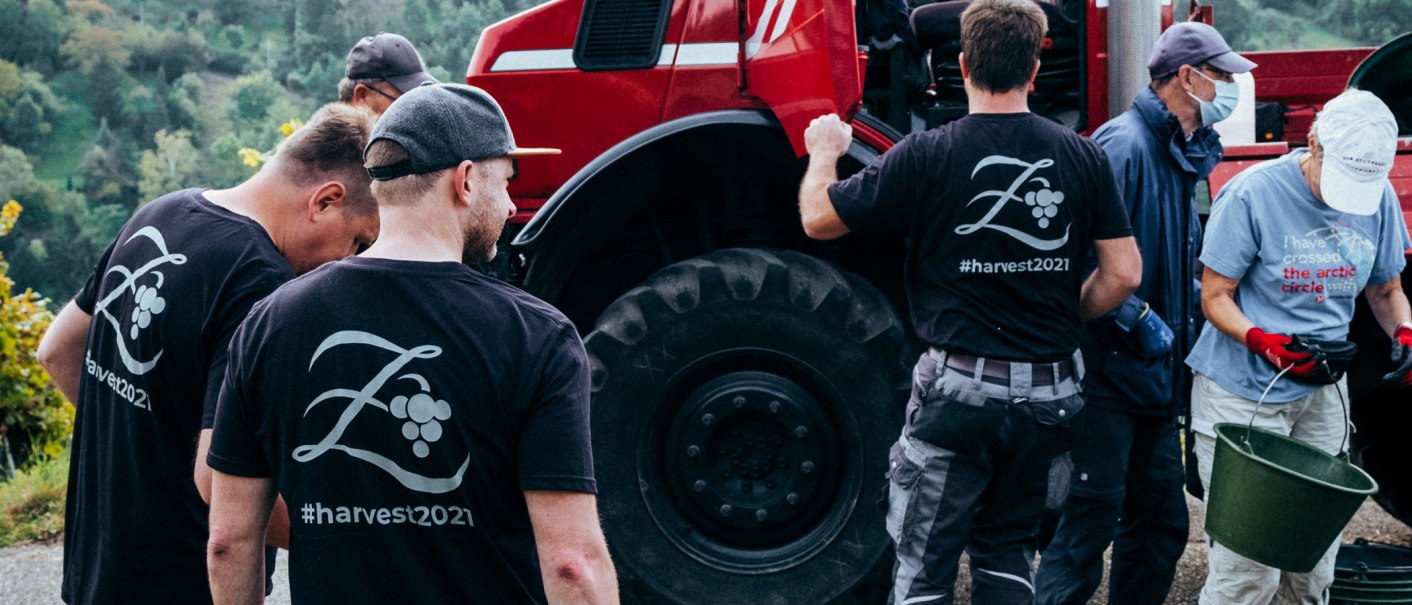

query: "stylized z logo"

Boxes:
[293, 330, 470, 494]
[91, 226, 187, 375]
[956, 155, 1071, 251]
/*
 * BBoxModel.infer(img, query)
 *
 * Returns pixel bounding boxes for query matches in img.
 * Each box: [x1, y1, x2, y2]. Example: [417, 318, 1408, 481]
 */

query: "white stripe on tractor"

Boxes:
[490, 43, 742, 72]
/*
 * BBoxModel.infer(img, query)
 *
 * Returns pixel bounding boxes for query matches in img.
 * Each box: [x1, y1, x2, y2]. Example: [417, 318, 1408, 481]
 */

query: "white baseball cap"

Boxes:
[1316, 89, 1397, 216]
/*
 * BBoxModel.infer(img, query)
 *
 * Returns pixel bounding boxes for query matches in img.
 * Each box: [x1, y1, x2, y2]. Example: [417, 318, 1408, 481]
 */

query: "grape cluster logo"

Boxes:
[294, 330, 470, 494]
[957, 155, 1070, 251]
[91, 226, 188, 375]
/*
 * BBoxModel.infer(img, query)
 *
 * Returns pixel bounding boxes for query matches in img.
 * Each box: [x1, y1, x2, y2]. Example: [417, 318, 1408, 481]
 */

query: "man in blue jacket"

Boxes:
[1035, 22, 1254, 605]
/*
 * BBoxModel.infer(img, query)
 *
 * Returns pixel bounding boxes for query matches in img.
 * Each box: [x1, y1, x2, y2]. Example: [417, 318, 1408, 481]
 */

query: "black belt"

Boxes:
[939, 351, 1075, 387]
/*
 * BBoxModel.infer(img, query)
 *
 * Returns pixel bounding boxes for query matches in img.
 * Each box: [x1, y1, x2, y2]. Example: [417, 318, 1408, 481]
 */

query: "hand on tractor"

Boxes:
[805, 114, 852, 161]
[1246, 327, 1316, 377]
[1381, 323, 1412, 386]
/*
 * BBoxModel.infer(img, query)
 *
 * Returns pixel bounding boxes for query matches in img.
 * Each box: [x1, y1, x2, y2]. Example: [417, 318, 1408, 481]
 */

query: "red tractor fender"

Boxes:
[511, 109, 892, 302]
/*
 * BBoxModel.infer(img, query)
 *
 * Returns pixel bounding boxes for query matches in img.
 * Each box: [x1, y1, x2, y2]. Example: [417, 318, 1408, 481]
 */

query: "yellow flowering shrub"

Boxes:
[0, 202, 72, 470]
[235, 117, 306, 168]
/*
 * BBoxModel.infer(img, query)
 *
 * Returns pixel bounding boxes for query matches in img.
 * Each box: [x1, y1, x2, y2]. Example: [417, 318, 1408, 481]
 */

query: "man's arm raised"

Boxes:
[798, 114, 852, 241]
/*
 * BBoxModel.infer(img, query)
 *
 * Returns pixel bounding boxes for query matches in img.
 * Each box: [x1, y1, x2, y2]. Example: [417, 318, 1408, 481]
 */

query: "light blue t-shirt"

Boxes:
[1186, 150, 1410, 403]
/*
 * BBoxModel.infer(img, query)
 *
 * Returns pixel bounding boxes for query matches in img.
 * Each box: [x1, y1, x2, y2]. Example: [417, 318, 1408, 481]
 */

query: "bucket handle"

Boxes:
[1240, 366, 1350, 459]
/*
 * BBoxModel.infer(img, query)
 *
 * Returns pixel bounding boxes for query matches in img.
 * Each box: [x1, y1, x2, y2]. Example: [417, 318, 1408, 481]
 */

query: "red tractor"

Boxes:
[463, 0, 1412, 601]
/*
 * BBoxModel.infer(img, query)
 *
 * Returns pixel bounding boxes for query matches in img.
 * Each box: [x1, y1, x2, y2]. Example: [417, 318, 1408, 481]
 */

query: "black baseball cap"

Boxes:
[365, 84, 560, 181]
[1147, 22, 1256, 79]
[345, 33, 439, 93]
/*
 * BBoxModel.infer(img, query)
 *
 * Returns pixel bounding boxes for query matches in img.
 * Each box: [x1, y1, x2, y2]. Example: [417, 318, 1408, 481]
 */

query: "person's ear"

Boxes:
[958, 52, 968, 79]
[1178, 65, 1197, 92]
[1029, 59, 1040, 92]
[307, 182, 347, 221]
[351, 84, 370, 106]
[451, 160, 476, 207]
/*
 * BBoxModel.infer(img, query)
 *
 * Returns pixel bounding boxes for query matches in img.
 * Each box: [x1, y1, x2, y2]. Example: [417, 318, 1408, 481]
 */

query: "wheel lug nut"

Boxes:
[694, 480, 707, 492]
[787, 492, 800, 505]
[795, 426, 808, 438]
[769, 401, 781, 414]
[686, 445, 700, 458]
[702, 413, 715, 426]
[719, 505, 733, 517]
[733, 396, 746, 407]
[801, 461, 815, 473]
[742, 481, 753, 493]
[756, 509, 769, 522]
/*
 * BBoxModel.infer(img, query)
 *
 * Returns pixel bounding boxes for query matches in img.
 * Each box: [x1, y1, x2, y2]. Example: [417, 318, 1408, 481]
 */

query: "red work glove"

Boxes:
[1381, 323, 1412, 386]
[1246, 327, 1316, 377]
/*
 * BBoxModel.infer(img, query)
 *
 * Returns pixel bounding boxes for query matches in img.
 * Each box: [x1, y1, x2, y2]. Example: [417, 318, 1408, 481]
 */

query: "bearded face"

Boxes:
[460, 158, 515, 264]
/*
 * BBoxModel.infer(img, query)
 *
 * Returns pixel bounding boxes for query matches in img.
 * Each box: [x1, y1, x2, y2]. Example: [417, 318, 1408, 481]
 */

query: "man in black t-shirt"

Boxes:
[798, 1, 1140, 602]
[206, 84, 619, 604]
[35, 104, 379, 605]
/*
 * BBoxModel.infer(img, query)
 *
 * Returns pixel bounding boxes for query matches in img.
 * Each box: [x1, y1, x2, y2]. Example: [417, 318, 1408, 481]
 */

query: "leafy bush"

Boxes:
[0, 200, 73, 471]
[0, 447, 68, 546]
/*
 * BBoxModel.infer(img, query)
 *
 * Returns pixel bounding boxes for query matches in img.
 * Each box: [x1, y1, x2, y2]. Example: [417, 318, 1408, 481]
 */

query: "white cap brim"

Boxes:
[1320, 159, 1386, 216]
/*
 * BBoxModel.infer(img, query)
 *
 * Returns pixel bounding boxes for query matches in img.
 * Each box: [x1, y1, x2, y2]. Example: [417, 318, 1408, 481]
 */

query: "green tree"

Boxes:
[137, 129, 199, 203]
[125, 23, 211, 78]
[0, 145, 123, 300]
[3, 96, 48, 151]
[121, 84, 168, 143]
[0, 60, 61, 150]
[78, 118, 137, 207]
[0, 201, 72, 471]
[59, 24, 129, 77]
[165, 73, 202, 135]
[0, 0, 68, 73]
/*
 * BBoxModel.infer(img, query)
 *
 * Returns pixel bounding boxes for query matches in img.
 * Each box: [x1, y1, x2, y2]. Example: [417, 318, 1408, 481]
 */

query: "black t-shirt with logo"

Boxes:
[65, 189, 293, 604]
[207, 257, 597, 604]
[829, 113, 1132, 361]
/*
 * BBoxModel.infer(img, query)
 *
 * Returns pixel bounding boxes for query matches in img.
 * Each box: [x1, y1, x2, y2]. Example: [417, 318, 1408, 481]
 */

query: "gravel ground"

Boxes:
[2, 497, 1407, 604]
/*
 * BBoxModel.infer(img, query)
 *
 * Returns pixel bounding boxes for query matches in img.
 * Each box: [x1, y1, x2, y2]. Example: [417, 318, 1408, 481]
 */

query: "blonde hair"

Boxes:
[269, 103, 379, 216]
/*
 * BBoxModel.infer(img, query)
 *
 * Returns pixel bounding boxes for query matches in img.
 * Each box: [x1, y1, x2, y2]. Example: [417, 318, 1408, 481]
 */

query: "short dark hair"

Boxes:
[336, 77, 382, 103]
[271, 103, 379, 216]
[960, 0, 1047, 94]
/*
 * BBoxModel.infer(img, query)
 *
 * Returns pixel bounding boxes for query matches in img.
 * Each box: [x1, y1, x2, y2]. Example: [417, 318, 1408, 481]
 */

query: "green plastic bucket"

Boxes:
[1207, 423, 1379, 573]
[1332, 540, 1412, 604]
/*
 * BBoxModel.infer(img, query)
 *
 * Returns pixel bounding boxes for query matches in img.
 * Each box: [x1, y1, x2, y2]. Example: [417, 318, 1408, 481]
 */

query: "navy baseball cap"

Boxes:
[345, 33, 439, 93]
[1147, 22, 1256, 79]
[365, 84, 559, 180]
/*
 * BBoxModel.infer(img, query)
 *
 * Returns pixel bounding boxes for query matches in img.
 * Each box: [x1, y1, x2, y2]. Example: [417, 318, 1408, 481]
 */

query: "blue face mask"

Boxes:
[1187, 69, 1239, 126]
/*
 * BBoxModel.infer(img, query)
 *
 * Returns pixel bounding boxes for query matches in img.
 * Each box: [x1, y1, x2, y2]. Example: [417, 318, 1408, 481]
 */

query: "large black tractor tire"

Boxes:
[584, 249, 912, 604]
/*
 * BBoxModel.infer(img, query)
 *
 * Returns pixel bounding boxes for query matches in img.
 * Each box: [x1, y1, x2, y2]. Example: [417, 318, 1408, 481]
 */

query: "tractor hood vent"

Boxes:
[573, 0, 672, 71]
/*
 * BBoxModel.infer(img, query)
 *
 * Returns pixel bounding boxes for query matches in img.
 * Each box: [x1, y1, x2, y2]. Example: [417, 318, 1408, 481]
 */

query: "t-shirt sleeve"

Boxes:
[73, 236, 120, 314]
[202, 264, 289, 429]
[518, 320, 597, 494]
[1088, 144, 1134, 240]
[826, 134, 925, 236]
[1199, 182, 1258, 281]
[206, 316, 272, 478]
[1370, 187, 1411, 286]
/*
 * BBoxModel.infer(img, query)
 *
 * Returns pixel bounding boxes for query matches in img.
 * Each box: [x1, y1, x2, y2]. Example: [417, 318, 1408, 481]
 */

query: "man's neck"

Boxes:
[359, 205, 464, 263]
[966, 84, 1031, 115]
[204, 173, 287, 251]
[1154, 82, 1202, 136]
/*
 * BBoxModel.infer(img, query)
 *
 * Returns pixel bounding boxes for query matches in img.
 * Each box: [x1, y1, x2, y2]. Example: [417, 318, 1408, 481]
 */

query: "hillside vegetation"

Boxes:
[0, 0, 537, 302]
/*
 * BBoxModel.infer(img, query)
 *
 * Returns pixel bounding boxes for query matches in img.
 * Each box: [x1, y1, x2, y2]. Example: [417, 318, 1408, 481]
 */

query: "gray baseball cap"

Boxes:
[1147, 22, 1256, 79]
[365, 84, 559, 181]
[345, 33, 439, 93]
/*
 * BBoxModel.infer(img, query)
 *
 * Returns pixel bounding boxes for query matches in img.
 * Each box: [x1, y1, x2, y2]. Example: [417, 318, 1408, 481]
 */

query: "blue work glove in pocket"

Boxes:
[1115, 299, 1173, 359]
